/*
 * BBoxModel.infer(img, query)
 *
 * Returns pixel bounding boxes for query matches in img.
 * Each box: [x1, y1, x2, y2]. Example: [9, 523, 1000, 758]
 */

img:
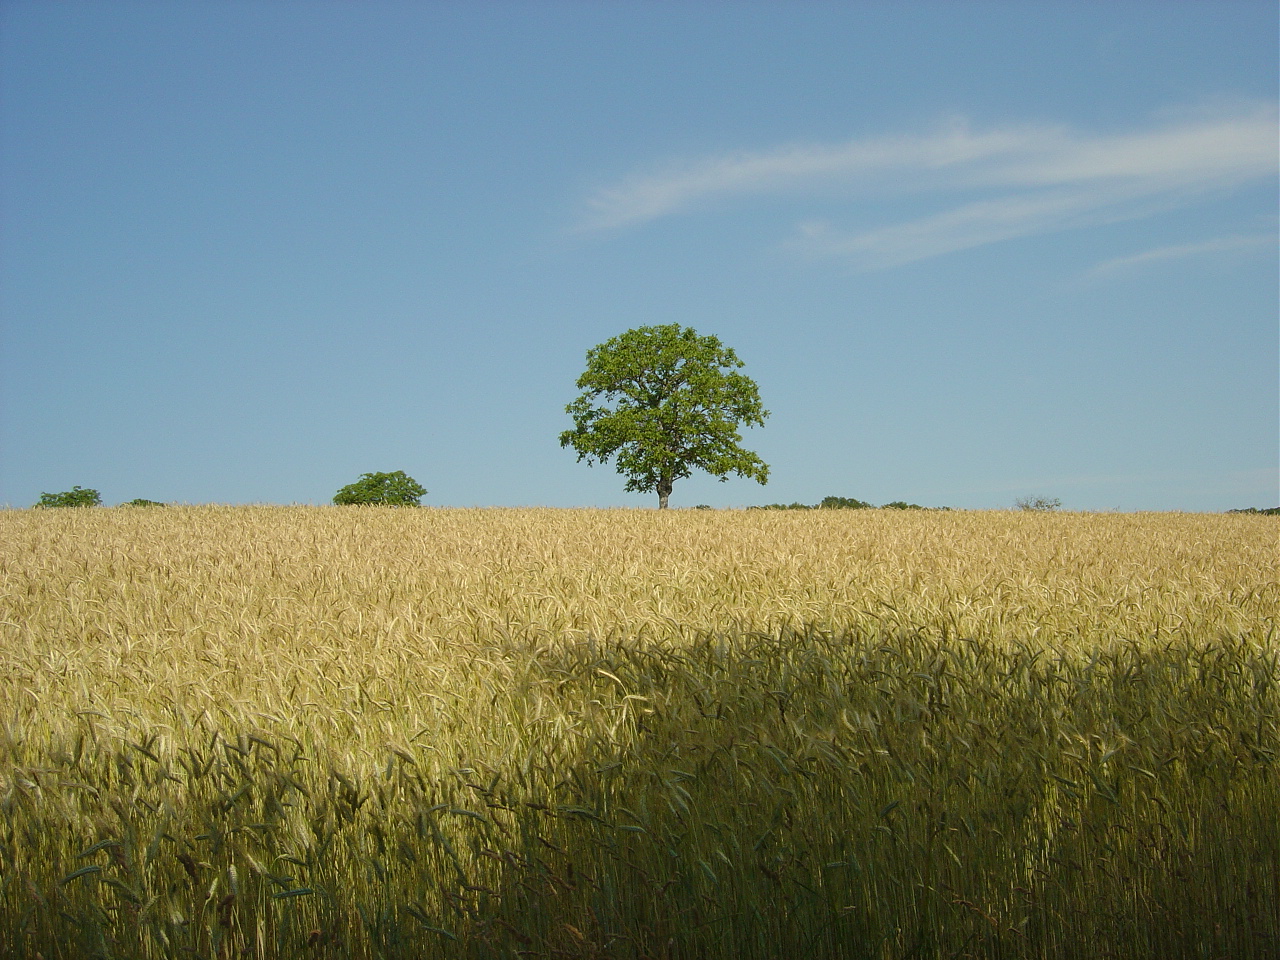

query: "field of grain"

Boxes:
[1, 506, 1276, 959]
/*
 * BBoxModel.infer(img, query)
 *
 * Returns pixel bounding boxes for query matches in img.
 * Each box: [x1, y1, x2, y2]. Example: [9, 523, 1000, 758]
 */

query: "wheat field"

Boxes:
[1, 506, 1276, 959]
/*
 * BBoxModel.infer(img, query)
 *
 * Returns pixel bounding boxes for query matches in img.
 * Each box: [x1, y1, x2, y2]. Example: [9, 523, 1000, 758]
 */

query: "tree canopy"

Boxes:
[560, 324, 769, 509]
[35, 486, 101, 508]
[333, 471, 427, 506]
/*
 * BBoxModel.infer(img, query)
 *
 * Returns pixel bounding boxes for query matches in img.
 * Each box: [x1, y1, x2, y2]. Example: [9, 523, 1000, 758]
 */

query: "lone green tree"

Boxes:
[560, 324, 770, 509]
[333, 471, 427, 506]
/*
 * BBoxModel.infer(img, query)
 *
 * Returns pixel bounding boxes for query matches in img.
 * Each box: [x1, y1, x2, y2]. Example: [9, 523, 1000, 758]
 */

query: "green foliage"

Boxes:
[1228, 506, 1280, 515]
[752, 496, 939, 511]
[35, 486, 101, 508]
[333, 471, 427, 507]
[122, 499, 166, 507]
[1016, 496, 1062, 512]
[819, 495, 873, 509]
[560, 325, 769, 508]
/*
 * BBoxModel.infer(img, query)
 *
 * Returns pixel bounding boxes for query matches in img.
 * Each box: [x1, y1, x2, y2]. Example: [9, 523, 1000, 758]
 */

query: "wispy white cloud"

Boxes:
[786, 184, 1184, 270]
[576, 102, 1278, 270]
[577, 121, 1040, 231]
[1088, 233, 1277, 276]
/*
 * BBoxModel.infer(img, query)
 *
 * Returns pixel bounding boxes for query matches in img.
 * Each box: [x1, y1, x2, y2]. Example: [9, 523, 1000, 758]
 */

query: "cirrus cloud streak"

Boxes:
[577, 103, 1277, 270]
[1087, 233, 1277, 275]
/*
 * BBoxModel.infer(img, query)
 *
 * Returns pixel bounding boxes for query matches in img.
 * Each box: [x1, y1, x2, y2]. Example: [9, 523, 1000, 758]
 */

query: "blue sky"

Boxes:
[2, 1, 1276, 511]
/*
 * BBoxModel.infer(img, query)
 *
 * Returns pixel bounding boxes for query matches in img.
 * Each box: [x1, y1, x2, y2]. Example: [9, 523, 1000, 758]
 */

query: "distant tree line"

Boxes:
[28, 471, 431, 509]
[749, 496, 942, 511]
[33, 488, 174, 507]
[748, 496, 1068, 511]
[25, 483, 1280, 516]
[22, 323, 1280, 517]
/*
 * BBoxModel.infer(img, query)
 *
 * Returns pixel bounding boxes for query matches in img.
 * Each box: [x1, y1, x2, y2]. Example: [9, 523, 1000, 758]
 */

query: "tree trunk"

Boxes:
[657, 477, 673, 510]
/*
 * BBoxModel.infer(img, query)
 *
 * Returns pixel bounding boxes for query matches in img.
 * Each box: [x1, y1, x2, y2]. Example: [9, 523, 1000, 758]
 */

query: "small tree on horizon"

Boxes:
[560, 325, 770, 509]
[35, 486, 102, 508]
[333, 471, 427, 506]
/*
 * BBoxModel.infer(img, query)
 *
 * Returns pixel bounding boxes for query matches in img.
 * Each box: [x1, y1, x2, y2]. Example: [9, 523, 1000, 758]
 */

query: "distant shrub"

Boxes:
[882, 501, 926, 510]
[820, 496, 873, 509]
[1227, 506, 1280, 516]
[1016, 496, 1062, 512]
[35, 486, 101, 508]
[122, 499, 166, 507]
[333, 471, 427, 507]
[750, 502, 814, 511]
